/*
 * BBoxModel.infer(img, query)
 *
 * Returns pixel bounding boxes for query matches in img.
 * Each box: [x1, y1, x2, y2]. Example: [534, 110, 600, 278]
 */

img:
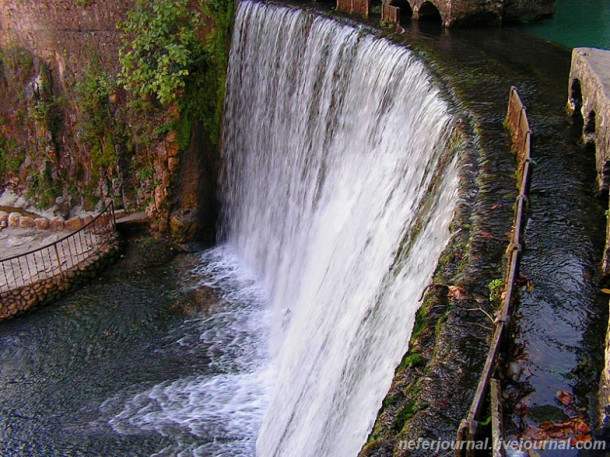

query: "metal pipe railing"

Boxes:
[0, 202, 116, 293]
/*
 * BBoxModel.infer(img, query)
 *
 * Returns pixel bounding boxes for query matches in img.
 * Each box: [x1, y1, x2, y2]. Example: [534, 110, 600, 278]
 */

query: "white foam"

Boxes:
[103, 246, 274, 457]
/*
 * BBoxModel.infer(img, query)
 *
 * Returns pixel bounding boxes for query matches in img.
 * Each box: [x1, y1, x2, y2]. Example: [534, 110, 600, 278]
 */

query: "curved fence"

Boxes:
[0, 203, 116, 293]
[457, 87, 532, 457]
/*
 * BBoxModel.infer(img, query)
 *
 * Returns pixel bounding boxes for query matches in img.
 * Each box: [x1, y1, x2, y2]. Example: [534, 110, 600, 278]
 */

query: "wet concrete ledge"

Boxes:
[568, 48, 610, 196]
[571, 48, 610, 432]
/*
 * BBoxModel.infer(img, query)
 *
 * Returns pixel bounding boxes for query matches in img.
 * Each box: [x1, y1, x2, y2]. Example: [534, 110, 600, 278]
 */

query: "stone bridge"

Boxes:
[338, 0, 556, 27]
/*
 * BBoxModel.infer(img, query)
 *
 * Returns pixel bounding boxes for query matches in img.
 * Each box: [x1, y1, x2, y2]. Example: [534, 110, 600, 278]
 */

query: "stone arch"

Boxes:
[417, 1, 442, 23]
[568, 78, 583, 117]
[389, 0, 413, 23]
[585, 110, 596, 135]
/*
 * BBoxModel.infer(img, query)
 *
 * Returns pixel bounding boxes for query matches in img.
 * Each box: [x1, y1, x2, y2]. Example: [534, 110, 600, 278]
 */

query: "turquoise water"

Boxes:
[520, 0, 610, 49]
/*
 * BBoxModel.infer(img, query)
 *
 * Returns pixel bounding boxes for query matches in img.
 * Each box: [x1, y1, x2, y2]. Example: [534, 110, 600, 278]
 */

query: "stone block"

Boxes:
[50, 217, 65, 231]
[35, 218, 50, 230]
[20, 216, 36, 229]
[65, 216, 83, 231]
[352, 0, 370, 17]
[337, 0, 353, 13]
[382, 5, 399, 23]
[8, 212, 20, 227]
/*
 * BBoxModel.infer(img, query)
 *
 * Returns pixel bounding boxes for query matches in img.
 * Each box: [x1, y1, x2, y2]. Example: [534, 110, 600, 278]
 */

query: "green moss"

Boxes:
[0, 135, 22, 174]
[393, 402, 416, 432]
[398, 352, 424, 371]
[75, 58, 120, 171]
[27, 167, 62, 209]
[181, 0, 234, 147]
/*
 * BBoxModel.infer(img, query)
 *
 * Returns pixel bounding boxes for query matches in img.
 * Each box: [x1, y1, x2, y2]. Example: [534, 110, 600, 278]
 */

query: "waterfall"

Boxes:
[220, 2, 461, 456]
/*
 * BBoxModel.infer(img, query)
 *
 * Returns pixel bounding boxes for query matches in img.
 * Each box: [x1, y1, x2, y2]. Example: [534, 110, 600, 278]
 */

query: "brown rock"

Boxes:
[169, 209, 200, 244]
[165, 130, 180, 157]
[50, 217, 65, 231]
[35, 217, 50, 230]
[20, 216, 36, 229]
[0, 211, 8, 223]
[65, 217, 83, 231]
[8, 212, 20, 227]
[168, 156, 180, 173]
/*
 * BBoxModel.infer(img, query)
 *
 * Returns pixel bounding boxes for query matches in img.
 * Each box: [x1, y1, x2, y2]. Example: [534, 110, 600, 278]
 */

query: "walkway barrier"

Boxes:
[456, 87, 531, 457]
[0, 203, 116, 293]
[0, 203, 118, 319]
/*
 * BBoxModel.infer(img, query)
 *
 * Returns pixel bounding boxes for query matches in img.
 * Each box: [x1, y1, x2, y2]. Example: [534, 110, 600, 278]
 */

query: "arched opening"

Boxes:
[370, 0, 383, 16]
[418, 1, 442, 23]
[569, 79, 583, 117]
[585, 110, 596, 135]
[601, 158, 610, 194]
[389, 0, 413, 23]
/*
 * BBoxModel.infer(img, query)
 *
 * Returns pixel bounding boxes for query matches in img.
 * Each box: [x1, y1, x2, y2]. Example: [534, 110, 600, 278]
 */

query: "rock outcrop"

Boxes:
[0, 0, 223, 243]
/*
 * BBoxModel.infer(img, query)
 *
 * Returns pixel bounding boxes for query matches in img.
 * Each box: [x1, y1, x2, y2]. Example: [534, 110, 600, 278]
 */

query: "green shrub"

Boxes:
[488, 278, 504, 303]
[118, 0, 204, 104]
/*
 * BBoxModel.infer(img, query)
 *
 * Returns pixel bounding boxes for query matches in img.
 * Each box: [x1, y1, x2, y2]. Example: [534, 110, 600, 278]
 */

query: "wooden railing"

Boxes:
[0, 203, 116, 293]
[457, 87, 532, 457]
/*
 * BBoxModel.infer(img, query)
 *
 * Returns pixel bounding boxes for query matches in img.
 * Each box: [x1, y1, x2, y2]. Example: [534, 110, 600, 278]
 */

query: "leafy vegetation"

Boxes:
[118, 0, 234, 146]
[0, 0, 235, 212]
[118, 0, 204, 105]
[0, 134, 22, 174]
[75, 60, 119, 170]
[488, 278, 504, 303]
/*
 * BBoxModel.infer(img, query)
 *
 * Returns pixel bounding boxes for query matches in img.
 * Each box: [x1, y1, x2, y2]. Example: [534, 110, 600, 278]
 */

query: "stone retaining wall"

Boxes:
[0, 235, 119, 319]
[568, 48, 610, 193]
[0, 210, 92, 232]
[567, 47, 610, 432]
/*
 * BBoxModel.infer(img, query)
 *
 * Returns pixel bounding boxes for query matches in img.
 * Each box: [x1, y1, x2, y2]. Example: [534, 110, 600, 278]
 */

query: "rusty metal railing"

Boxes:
[457, 87, 531, 457]
[0, 202, 116, 293]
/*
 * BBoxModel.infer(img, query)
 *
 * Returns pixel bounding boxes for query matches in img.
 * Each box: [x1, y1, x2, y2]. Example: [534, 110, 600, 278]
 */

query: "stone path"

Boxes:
[0, 226, 107, 291]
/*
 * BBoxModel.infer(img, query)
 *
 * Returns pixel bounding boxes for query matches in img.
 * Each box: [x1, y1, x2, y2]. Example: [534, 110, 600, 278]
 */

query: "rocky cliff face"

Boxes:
[0, 0, 223, 244]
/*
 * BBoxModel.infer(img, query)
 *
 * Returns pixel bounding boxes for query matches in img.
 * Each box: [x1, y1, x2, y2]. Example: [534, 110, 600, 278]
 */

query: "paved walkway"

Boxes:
[0, 226, 107, 292]
[0, 227, 70, 259]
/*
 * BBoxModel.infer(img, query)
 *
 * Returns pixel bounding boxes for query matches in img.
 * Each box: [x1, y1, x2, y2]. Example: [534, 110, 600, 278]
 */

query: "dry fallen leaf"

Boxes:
[526, 417, 591, 443]
[557, 390, 572, 406]
[447, 285, 469, 300]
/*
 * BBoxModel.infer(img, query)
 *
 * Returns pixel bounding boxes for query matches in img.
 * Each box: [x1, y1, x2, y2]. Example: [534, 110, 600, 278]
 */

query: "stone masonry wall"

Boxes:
[371, 0, 555, 26]
[0, 0, 132, 78]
